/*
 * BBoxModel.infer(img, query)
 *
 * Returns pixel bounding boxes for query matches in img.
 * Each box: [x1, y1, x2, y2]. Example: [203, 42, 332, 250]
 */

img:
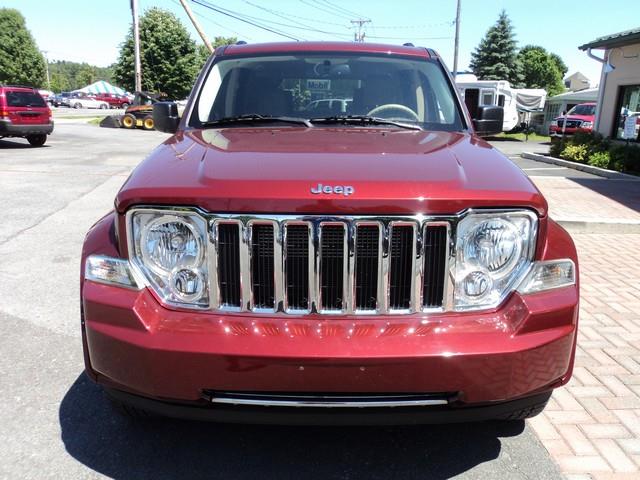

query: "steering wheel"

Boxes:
[367, 104, 420, 121]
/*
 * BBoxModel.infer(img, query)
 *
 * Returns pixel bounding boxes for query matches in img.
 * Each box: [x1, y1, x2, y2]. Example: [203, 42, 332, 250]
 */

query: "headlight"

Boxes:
[454, 211, 537, 310]
[129, 209, 209, 308]
[581, 121, 593, 128]
[550, 120, 557, 127]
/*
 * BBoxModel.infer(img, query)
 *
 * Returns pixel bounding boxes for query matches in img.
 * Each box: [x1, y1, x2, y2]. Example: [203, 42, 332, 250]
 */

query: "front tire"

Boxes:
[73, 102, 81, 109]
[100, 104, 108, 110]
[26, 134, 47, 147]
[121, 113, 136, 129]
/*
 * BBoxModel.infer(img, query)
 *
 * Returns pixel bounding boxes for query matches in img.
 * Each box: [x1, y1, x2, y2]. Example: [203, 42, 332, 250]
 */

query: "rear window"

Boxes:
[5, 91, 46, 107]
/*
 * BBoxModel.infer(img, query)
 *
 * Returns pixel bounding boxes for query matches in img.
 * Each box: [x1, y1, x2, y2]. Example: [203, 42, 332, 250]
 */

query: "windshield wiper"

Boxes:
[202, 114, 312, 128]
[309, 115, 422, 131]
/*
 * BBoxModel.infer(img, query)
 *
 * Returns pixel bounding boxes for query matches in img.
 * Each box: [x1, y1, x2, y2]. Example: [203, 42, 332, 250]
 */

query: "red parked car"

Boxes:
[81, 42, 578, 424]
[92, 93, 131, 109]
[549, 102, 596, 136]
[0, 85, 54, 146]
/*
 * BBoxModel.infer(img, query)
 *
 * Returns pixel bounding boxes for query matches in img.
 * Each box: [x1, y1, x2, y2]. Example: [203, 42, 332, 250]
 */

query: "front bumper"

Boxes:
[83, 280, 577, 405]
[0, 119, 54, 136]
[81, 212, 578, 421]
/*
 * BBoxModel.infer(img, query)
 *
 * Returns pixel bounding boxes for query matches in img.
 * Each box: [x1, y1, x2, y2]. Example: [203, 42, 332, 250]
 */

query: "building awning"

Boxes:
[579, 27, 640, 50]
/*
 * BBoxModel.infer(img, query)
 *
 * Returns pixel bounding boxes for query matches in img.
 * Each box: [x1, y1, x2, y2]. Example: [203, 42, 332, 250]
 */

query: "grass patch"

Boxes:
[496, 132, 551, 142]
[87, 117, 105, 125]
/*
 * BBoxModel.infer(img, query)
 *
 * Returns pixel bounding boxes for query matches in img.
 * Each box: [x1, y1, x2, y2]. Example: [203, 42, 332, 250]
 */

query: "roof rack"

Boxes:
[235, 40, 247, 45]
[403, 42, 415, 47]
[0, 84, 38, 89]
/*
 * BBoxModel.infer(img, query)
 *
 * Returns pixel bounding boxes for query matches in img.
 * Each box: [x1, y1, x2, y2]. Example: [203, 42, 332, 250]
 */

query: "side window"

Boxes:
[481, 89, 495, 106]
[498, 95, 505, 107]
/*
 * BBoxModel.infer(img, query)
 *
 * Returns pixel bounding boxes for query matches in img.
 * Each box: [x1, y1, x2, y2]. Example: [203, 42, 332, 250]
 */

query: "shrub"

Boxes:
[587, 151, 611, 169]
[610, 144, 640, 173]
[560, 144, 588, 163]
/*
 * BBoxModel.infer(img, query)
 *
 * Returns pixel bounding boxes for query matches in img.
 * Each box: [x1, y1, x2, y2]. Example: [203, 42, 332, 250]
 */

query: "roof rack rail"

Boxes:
[235, 40, 247, 45]
[0, 84, 38, 89]
[403, 42, 415, 47]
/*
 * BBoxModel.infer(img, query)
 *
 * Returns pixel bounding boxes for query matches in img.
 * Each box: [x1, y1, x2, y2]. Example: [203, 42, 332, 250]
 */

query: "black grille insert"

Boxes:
[251, 224, 275, 308]
[389, 225, 413, 310]
[355, 225, 379, 310]
[320, 225, 345, 310]
[218, 223, 241, 307]
[285, 225, 309, 310]
[423, 225, 448, 308]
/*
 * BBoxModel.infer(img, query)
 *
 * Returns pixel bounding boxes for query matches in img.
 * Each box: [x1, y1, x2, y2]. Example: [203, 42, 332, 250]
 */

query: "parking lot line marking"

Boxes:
[523, 167, 569, 171]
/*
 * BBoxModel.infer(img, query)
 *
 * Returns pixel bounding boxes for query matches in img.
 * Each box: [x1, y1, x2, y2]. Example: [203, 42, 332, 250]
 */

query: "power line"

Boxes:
[237, 1, 352, 38]
[169, 0, 249, 38]
[192, 0, 302, 41]
[242, 1, 349, 30]
[298, 0, 353, 21]
[317, 0, 368, 20]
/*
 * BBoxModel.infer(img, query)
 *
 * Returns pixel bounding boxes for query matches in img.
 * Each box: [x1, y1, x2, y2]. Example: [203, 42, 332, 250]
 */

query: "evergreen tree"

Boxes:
[0, 8, 47, 87]
[470, 10, 522, 85]
[114, 8, 201, 99]
[518, 45, 565, 96]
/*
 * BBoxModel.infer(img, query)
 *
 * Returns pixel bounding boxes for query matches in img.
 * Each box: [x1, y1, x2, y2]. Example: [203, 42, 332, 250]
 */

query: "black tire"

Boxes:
[100, 103, 108, 110]
[121, 113, 136, 129]
[73, 102, 82, 109]
[26, 134, 47, 147]
[495, 398, 549, 421]
[107, 394, 154, 419]
[142, 115, 155, 131]
[121, 102, 130, 109]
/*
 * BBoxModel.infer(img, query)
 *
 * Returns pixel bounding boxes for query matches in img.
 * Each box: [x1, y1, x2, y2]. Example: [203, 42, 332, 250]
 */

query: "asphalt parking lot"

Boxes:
[0, 123, 566, 479]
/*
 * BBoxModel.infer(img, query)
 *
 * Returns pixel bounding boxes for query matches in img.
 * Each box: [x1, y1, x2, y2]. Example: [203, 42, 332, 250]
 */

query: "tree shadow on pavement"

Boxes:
[60, 374, 525, 480]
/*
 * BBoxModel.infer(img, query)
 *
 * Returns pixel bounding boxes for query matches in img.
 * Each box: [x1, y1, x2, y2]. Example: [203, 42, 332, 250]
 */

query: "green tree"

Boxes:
[114, 8, 201, 98]
[0, 8, 46, 87]
[469, 10, 522, 85]
[549, 52, 568, 78]
[518, 45, 565, 96]
[196, 36, 237, 67]
[76, 65, 97, 87]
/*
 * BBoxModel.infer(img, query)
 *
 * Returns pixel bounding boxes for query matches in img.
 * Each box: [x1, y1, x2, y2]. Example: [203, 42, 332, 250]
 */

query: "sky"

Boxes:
[4, 0, 638, 87]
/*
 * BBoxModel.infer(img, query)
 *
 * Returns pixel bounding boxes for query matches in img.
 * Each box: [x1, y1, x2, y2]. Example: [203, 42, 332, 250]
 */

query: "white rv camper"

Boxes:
[455, 74, 547, 132]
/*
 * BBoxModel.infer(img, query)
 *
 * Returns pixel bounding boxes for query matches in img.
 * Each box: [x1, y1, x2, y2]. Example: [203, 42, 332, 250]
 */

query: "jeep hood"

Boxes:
[116, 128, 547, 216]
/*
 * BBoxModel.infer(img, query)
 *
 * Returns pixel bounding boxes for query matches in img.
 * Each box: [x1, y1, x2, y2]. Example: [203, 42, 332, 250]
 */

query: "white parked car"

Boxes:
[69, 96, 109, 110]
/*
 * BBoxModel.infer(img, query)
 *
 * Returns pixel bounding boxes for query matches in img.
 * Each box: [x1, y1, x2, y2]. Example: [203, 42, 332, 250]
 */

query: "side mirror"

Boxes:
[153, 102, 180, 133]
[473, 106, 504, 136]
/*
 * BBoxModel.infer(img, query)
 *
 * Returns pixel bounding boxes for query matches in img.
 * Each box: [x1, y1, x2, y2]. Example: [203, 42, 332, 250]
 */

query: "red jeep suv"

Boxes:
[0, 85, 54, 146]
[81, 42, 578, 424]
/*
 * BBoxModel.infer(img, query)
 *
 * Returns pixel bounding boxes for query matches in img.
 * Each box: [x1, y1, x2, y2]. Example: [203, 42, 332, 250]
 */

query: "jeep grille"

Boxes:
[209, 215, 451, 315]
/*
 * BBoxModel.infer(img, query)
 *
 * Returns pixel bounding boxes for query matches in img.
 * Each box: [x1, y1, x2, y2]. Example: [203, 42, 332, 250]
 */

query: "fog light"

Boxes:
[170, 268, 204, 301]
[463, 271, 491, 297]
[518, 259, 575, 294]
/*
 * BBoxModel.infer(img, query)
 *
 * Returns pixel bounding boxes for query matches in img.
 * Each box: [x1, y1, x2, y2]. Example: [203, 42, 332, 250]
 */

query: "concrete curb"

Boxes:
[522, 152, 640, 181]
[556, 219, 640, 234]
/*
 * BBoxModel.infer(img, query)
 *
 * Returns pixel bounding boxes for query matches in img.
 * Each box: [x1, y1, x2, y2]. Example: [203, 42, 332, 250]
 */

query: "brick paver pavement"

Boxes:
[533, 177, 640, 223]
[528, 233, 640, 479]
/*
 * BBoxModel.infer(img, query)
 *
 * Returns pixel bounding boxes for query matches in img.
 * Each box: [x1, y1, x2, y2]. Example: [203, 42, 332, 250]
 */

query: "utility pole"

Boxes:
[452, 0, 461, 79]
[42, 50, 51, 90]
[179, 0, 214, 53]
[351, 19, 371, 42]
[131, 0, 142, 92]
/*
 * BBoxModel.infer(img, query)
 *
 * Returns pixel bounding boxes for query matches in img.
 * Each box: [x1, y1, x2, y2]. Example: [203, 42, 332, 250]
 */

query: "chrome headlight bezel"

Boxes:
[127, 208, 210, 309]
[453, 210, 538, 311]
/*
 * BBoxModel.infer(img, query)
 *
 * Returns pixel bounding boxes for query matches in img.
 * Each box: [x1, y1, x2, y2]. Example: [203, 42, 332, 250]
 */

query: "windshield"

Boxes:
[192, 53, 464, 131]
[568, 104, 596, 116]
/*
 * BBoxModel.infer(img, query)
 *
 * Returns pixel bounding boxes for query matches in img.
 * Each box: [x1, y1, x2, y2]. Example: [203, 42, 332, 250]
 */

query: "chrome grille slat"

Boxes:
[217, 222, 241, 308]
[208, 214, 450, 316]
